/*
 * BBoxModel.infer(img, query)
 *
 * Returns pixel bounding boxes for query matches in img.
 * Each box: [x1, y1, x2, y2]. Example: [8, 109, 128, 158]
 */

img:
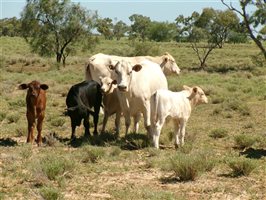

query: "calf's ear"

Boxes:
[40, 84, 49, 90]
[18, 84, 28, 90]
[192, 87, 198, 93]
[132, 64, 142, 72]
[182, 85, 191, 91]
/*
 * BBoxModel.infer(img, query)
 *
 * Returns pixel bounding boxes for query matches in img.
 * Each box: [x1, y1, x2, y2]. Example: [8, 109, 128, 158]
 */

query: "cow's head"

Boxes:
[109, 60, 142, 92]
[183, 85, 208, 105]
[19, 81, 49, 97]
[99, 76, 117, 94]
[161, 52, 180, 75]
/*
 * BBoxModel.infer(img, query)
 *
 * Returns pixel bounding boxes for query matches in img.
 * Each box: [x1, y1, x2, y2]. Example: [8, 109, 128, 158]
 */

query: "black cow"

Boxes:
[65, 81, 102, 139]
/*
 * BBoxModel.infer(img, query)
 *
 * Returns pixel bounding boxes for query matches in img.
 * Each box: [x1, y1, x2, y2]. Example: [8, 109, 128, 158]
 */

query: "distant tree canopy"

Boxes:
[96, 17, 113, 40]
[176, 8, 240, 68]
[20, 0, 98, 66]
[113, 20, 128, 40]
[128, 14, 151, 41]
[221, 0, 266, 59]
[0, 17, 22, 37]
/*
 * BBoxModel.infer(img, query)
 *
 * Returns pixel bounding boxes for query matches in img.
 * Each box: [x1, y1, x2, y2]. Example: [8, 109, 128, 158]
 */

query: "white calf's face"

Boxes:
[110, 60, 142, 92]
[100, 77, 116, 94]
[193, 86, 208, 105]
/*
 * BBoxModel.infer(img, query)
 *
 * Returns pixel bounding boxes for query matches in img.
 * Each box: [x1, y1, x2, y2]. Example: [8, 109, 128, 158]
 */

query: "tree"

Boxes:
[0, 17, 21, 37]
[129, 14, 151, 41]
[221, 0, 266, 59]
[147, 21, 177, 42]
[21, 0, 98, 66]
[176, 8, 240, 69]
[113, 20, 128, 40]
[96, 17, 113, 40]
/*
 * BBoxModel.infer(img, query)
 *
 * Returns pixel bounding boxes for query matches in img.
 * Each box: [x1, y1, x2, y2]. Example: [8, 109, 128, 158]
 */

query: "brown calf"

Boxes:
[19, 81, 49, 146]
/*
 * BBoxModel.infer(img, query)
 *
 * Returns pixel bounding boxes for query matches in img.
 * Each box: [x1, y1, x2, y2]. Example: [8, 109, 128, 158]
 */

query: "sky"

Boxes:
[1, 0, 244, 24]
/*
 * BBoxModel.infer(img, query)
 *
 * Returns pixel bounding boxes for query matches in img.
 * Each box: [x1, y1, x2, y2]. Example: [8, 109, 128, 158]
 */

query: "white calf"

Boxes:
[151, 85, 208, 149]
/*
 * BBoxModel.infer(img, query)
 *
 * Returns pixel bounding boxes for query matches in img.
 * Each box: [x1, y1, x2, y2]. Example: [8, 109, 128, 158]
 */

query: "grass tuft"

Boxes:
[234, 134, 256, 149]
[40, 186, 62, 200]
[226, 156, 256, 177]
[209, 128, 228, 139]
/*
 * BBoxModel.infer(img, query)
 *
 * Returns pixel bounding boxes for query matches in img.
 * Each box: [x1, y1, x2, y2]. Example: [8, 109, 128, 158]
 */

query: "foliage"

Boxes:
[113, 20, 128, 40]
[40, 186, 62, 200]
[176, 8, 240, 68]
[130, 41, 160, 56]
[221, 0, 266, 59]
[41, 155, 74, 180]
[20, 0, 98, 66]
[209, 128, 228, 139]
[147, 21, 177, 42]
[226, 156, 257, 176]
[129, 14, 151, 41]
[169, 152, 216, 181]
[96, 17, 113, 40]
[0, 17, 21, 37]
[81, 146, 106, 163]
[234, 134, 256, 149]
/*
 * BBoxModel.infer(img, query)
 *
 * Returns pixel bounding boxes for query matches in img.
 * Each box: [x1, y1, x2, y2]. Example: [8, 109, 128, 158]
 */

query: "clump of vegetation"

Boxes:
[234, 134, 256, 149]
[225, 156, 256, 177]
[109, 146, 122, 157]
[0, 112, 6, 122]
[223, 99, 251, 116]
[50, 117, 65, 127]
[81, 146, 106, 163]
[130, 41, 160, 56]
[6, 112, 20, 123]
[122, 133, 149, 150]
[169, 151, 216, 181]
[41, 156, 74, 180]
[209, 128, 228, 139]
[40, 186, 62, 200]
[8, 99, 25, 107]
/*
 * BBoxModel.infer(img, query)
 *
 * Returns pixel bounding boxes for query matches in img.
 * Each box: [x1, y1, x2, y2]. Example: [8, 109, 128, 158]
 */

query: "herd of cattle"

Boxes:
[18, 52, 208, 149]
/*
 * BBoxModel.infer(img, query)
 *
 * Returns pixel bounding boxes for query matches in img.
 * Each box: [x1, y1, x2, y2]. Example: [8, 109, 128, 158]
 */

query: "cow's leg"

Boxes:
[83, 116, 90, 137]
[101, 111, 108, 134]
[143, 101, 152, 137]
[115, 111, 121, 136]
[133, 112, 141, 133]
[174, 119, 181, 148]
[153, 117, 165, 149]
[27, 120, 35, 144]
[93, 106, 100, 135]
[36, 114, 44, 146]
[179, 120, 187, 146]
[70, 117, 77, 140]
[124, 111, 131, 136]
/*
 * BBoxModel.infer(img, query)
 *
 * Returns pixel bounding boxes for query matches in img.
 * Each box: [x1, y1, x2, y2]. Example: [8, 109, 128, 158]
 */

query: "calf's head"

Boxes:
[183, 85, 208, 105]
[99, 76, 117, 94]
[161, 52, 181, 75]
[19, 81, 49, 97]
[109, 60, 142, 92]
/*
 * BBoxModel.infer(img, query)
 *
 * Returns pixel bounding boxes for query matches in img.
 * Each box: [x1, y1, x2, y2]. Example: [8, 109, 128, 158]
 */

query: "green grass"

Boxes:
[0, 36, 266, 199]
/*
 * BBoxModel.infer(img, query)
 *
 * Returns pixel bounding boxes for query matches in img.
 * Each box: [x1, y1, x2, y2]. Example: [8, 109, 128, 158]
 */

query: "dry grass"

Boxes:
[0, 37, 266, 199]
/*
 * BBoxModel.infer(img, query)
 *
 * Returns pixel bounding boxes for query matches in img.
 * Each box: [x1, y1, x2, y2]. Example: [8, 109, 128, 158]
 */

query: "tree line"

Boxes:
[1, 0, 265, 67]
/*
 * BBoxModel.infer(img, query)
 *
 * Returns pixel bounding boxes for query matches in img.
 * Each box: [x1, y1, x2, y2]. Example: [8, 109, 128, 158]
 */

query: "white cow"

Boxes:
[99, 76, 122, 135]
[151, 85, 208, 149]
[109, 60, 168, 136]
[85, 52, 180, 84]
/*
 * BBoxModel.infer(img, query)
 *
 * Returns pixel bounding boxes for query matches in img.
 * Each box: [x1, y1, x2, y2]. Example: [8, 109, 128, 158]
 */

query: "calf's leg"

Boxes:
[115, 111, 121, 136]
[152, 117, 165, 149]
[36, 114, 44, 146]
[101, 111, 109, 134]
[83, 116, 90, 137]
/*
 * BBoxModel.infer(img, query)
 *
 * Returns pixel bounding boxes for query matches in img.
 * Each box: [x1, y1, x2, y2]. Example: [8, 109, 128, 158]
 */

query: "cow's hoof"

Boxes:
[174, 143, 180, 149]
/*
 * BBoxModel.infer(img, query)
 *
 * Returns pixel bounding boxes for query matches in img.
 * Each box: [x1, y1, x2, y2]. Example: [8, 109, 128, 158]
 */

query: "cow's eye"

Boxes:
[128, 71, 132, 75]
[108, 83, 111, 86]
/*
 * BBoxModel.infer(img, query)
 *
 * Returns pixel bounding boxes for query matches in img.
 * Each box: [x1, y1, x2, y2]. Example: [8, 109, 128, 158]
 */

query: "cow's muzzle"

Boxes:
[118, 85, 127, 92]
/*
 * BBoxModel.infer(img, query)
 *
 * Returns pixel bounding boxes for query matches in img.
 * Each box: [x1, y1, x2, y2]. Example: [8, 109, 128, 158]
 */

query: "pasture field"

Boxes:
[0, 36, 266, 200]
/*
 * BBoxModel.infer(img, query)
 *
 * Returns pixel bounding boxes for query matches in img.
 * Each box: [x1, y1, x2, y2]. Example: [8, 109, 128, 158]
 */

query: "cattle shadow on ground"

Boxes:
[0, 138, 18, 147]
[240, 148, 266, 159]
[120, 133, 150, 150]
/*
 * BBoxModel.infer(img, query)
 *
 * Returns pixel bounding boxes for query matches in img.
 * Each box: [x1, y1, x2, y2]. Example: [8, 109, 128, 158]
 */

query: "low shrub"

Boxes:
[50, 117, 65, 127]
[0, 112, 6, 122]
[234, 134, 256, 149]
[41, 156, 74, 180]
[209, 128, 228, 139]
[6, 113, 20, 123]
[81, 146, 106, 163]
[226, 156, 256, 176]
[40, 186, 62, 200]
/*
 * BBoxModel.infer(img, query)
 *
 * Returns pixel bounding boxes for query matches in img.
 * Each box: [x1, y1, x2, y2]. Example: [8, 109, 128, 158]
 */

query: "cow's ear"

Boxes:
[164, 56, 169, 62]
[109, 65, 115, 70]
[183, 85, 191, 91]
[132, 64, 142, 72]
[192, 87, 198, 93]
[112, 80, 117, 85]
[18, 83, 28, 90]
[40, 84, 49, 90]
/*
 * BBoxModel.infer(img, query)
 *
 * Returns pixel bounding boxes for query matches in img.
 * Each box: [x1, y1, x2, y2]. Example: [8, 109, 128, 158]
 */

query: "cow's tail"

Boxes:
[151, 91, 159, 125]
[85, 57, 95, 81]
